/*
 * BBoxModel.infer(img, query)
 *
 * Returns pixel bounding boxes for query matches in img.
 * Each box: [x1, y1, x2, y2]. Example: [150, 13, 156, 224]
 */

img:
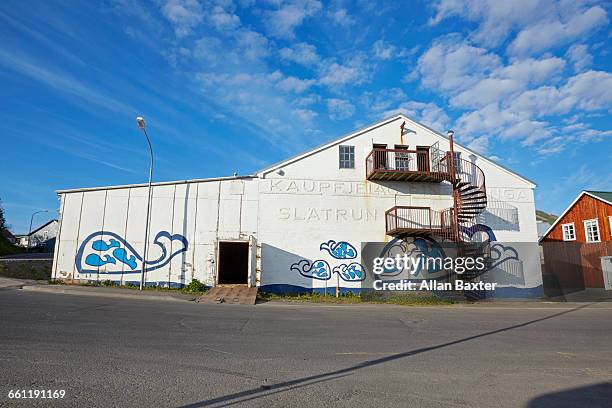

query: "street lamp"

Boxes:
[136, 116, 153, 291]
[27, 210, 49, 251]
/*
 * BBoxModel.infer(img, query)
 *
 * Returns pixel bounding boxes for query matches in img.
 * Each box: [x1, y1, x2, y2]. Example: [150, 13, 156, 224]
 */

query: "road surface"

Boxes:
[0, 290, 611, 407]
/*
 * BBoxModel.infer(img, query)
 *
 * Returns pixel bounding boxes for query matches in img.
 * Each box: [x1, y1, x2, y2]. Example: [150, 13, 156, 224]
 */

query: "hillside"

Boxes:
[536, 210, 558, 224]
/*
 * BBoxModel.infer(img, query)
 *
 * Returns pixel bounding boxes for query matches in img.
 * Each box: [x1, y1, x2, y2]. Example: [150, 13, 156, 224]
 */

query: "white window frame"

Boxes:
[609, 216, 612, 236]
[561, 223, 576, 241]
[583, 218, 601, 243]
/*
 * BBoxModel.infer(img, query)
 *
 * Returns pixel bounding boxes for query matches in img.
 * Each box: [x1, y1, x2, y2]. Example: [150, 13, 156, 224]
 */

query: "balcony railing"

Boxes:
[365, 148, 451, 182]
[385, 206, 455, 240]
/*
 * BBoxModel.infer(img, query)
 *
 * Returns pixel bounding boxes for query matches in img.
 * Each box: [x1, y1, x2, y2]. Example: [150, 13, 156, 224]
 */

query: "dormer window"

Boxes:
[339, 145, 355, 169]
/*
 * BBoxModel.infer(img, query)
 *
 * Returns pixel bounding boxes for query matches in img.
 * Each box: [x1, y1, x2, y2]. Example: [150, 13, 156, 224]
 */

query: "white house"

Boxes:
[18, 219, 59, 251]
[52, 114, 542, 298]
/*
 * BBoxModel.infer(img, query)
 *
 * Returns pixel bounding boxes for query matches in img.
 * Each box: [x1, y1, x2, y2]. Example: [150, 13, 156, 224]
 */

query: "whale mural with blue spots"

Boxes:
[292, 239, 367, 282]
[333, 262, 366, 282]
[291, 259, 331, 280]
[377, 236, 448, 278]
[319, 240, 357, 259]
[75, 230, 188, 275]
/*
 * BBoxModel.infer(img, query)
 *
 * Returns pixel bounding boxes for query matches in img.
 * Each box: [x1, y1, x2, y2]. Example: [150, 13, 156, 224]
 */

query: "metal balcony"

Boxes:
[365, 148, 451, 182]
[385, 206, 456, 240]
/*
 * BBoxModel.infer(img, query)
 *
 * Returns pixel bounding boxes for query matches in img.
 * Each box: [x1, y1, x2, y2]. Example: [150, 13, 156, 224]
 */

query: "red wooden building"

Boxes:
[540, 191, 612, 292]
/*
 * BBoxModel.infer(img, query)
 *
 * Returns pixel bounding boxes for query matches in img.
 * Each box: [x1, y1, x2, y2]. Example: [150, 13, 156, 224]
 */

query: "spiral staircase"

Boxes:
[448, 154, 490, 283]
[367, 139, 490, 290]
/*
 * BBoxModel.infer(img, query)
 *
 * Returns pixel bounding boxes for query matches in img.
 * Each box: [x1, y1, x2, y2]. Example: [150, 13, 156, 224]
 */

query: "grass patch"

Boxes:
[258, 291, 361, 304]
[0, 263, 51, 280]
[258, 291, 454, 306]
[52, 279, 209, 296]
[48, 278, 64, 285]
[362, 291, 455, 305]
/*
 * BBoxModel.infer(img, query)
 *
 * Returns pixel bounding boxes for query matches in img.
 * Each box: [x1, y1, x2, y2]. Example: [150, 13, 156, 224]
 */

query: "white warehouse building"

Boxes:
[52, 114, 543, 298]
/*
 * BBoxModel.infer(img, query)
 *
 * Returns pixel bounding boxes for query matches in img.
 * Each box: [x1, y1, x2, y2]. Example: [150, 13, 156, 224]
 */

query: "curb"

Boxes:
[255, 300, 612, 310]
[20, 285, 197, 303]
[0, 278, 32, 290]
[0, 284, 26, 290]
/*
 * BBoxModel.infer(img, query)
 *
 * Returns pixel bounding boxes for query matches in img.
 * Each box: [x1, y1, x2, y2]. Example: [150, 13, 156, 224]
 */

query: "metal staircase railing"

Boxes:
[384, 150, 489, 268]
[379, 136, 491, 295]
[385, 206, 455, 240]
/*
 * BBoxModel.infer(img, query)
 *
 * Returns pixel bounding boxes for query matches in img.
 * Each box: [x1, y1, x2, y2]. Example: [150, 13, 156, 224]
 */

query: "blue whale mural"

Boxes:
[319, 240, 357, 259]
[75, 231, 188, 275]
[377, 236, 447, 277]
[333, 262, 366, 282]
[292, 239, 367, 283]
[291, 259, 331, 280]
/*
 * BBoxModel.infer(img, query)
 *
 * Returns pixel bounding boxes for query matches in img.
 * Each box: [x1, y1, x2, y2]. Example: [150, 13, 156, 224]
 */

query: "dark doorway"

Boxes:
[373, 143, 388, 169]
[416, 146, 430, 172]
[218, 241, 249, 284]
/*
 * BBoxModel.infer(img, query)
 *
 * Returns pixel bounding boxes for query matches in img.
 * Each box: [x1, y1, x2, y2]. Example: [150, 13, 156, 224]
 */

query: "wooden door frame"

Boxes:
[216, 239, 250, 286]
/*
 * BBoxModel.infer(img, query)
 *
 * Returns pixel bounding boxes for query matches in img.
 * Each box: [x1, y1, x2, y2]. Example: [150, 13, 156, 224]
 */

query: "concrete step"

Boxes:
[198, 285, 258, 305]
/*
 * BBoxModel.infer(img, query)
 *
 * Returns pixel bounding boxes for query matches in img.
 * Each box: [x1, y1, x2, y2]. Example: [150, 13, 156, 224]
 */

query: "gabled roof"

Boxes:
[57, 113, 536, 194]
[539, 190, 612, 242]
[586, 191, 612, 205]
[28, 219, 58, 236]
[56, 175, 256, 194]
[257, 113, 536, 187]
[1, 229, 15, 239]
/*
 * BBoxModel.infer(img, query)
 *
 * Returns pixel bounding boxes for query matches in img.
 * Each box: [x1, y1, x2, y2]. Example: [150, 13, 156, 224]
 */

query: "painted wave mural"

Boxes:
[291, 239, 366, 282]
[75, 231, 188, 275]
[319, 240, 357, 259]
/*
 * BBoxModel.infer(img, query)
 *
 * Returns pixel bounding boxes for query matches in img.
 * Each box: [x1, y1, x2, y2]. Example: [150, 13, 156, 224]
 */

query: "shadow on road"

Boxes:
[527, 382, 612, 408]
[179, 303, 595, 407]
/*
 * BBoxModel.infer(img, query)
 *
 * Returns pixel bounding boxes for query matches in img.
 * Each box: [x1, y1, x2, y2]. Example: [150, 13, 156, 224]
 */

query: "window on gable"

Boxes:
[339, 145, 355, 169]
[561, 223, 575, 241]
[609, 216, 612, 236]
[584, 219, 600, 243]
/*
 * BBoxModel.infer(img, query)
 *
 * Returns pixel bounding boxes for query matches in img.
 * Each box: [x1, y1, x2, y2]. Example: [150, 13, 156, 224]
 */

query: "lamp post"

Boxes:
[136, 116, 153, 291]
[27, 210, 48, 251]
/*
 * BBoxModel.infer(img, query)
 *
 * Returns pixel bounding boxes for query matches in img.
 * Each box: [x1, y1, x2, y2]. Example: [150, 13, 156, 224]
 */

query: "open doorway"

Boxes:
[217, 241, 249, 284]
[373, 143, 388, 169]
[416, 146, 430, 172]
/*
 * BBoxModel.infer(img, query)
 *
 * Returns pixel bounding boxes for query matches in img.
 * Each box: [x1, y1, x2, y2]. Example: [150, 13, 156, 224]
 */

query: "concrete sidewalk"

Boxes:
[261, 298, 612, 310]
[20, 282, 199, 302]
[4, 276, 612, 309]
[8, 280, 612, 309]
[0, 277, 28, 289]
[0, 276, 198, 302]
[0, 276, 47, 289]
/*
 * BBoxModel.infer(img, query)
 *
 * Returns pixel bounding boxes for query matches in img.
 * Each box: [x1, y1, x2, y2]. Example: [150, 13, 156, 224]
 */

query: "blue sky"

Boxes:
[1, 0, 611, 233]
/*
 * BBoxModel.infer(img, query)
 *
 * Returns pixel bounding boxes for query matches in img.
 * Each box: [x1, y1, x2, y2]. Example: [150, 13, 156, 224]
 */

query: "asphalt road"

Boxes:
[1, 290, 611, 408]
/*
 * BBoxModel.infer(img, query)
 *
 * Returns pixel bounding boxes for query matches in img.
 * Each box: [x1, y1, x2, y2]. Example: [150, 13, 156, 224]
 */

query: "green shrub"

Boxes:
[184, 278, 206, 293]
[0, 235, 24, 256]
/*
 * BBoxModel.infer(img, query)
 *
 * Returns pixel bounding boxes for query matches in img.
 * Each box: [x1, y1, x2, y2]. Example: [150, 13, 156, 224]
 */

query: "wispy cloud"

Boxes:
[326, 98, 355, 120]
[0, 10, 87, 66]
[0, 49, 137, 115]
[1, 0, 611, 224]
